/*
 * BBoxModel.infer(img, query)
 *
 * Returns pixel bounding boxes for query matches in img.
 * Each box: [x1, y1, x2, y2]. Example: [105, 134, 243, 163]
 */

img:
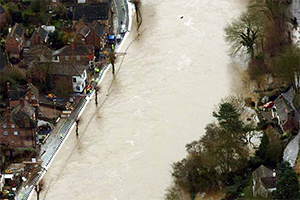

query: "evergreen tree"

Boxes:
[274, 162, 300, 200]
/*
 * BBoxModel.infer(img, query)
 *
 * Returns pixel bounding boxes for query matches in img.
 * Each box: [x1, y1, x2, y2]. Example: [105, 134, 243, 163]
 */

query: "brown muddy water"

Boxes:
[34, 0, 247, 199]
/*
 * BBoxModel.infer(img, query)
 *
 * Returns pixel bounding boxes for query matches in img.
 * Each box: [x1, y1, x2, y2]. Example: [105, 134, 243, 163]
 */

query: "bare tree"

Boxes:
[95, 86, 99, 106]
[35, 179, 44, 200]
[75, 118, 80, 138]
[109, 52, 116, 75]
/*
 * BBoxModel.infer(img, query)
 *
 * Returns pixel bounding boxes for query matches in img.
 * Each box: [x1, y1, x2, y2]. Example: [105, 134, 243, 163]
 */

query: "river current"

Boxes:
[35, 0, 246, 199]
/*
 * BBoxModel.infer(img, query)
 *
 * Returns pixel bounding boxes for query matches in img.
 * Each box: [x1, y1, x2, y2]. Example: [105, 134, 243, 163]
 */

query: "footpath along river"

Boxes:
[34, 0, 247, 199]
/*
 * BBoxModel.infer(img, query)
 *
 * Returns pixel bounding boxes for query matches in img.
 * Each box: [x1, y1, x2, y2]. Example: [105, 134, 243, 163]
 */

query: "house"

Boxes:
[272, 95, 299, 134]
[7, 82, 39, 110]
[72, 3, 112, 32]
[74, 22, 107, 50]
[52, 43, 95, 66]
[5, 24, 24, 59]
[48, 62, 88, 93]
[30, 26, 49, 47]
[252, 165, 277, 198]
[0, 4, 6, 25]
[0, 100, 37, 150]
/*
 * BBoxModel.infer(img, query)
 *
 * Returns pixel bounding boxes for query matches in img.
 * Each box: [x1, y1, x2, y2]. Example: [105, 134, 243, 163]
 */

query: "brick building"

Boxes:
[52, 43, 94, 66]
[74, 22, 107, 50]
[5, 24, 24, 59]
[0, 100, 37, 149]
[7, 82, 39, 110]
[72, 3, 112, 33]
[30, 27, 49, 47]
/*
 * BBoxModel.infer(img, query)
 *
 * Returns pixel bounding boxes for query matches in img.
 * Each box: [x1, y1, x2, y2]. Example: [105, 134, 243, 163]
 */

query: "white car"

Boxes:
[120, 24, 126, 34]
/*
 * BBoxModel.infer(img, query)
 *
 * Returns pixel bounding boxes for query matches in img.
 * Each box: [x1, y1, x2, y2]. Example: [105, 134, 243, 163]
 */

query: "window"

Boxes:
[73, 78, 77, 83]
[3, 131, 8, 136]
[53, 55, 59, 62]
[65, 56, 69, 61]
[76, 55, 81, 60]
[2, 124, 6, 128]
[11, 124, 15, 128]
[14, 131, 18, 136]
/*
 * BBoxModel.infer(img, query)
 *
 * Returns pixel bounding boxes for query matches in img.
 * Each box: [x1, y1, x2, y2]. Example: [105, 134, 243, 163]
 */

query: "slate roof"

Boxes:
[37, 27, 48, 41]
[76, 25, 91, 38]
[49, 63, 87, 76]
[261, 177, 277, 189]
[8, 83, 39, 101]
[252, 165, 273, 182]
[0, 5, 5, 14]
[93, 22, 105, 37]
[7, 24, 23, 42]
[0, 48, 7, 71]
[53, 45, 93, 56]
[274, 95, 293, 124]
[11, 101, 36, 128]
[73, 3, 109, 21]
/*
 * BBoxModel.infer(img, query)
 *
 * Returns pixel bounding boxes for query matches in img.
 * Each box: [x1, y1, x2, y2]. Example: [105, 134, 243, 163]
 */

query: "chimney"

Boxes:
[28, 87, 32, 103]
[71, 39, 75, 50]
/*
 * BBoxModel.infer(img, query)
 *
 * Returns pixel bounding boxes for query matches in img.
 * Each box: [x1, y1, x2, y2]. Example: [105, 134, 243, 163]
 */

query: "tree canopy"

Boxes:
[274, 162, 300, 200]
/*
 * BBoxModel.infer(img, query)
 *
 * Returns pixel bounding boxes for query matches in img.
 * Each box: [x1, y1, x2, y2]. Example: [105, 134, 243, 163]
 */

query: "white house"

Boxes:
[73, 69, 87, 93]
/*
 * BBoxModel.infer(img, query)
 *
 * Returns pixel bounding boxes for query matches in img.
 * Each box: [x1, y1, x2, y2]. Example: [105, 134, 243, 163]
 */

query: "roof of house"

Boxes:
[36, 27, 48, 41]
[11, 101, 35, 128]
[49, 63, 87, 76]
[8, 83, 39, 101]
[93, 22, 105, 38]
[53, 45, 93, 56]
[252, 165, 273, 182]
[0, 48, 7, 71]
[76, 25, 91, 38]
[274, 95, 294, 124]
[261, 177, 277, 189]
[0, 5, 5, 14]
[73, 3, 109, 21]
[7, 24, 23, 42]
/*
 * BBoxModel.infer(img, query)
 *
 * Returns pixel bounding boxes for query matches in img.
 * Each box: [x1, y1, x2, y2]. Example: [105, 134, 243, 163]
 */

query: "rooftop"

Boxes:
[7, 24, 23, 42]
[73, 3, 109, 21]
[49, 62, 87, 76]
[252, 165, 273, 182]
[53, 45, 93, 56]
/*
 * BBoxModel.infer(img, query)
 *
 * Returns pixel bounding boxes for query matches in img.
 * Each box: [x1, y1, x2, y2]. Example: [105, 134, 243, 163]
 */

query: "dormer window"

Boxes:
[73, 78, 77, 83]
[11, 124, 15, 128]
[76, 55, 81, 60]
[65, 56, 69, 61]
[31, 95, 35, 100]
[53, 55, 59, 62]
[3, 131, 8, 136]
[2, 124, 7, 128]
[14, 131, 18, 136]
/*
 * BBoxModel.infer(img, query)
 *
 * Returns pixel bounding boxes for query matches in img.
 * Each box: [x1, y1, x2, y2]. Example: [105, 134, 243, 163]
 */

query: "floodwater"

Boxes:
[35, 0, 246, 199]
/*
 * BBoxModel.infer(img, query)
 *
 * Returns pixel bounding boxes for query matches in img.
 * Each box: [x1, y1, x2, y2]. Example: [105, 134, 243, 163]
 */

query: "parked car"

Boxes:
[263, 101, 274, 109]
[116, 34, 122, 43]
[120, 24, 126, 34]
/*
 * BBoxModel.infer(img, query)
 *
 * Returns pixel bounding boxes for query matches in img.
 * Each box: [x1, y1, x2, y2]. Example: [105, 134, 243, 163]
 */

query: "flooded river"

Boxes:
[36, 0, 246, 199]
